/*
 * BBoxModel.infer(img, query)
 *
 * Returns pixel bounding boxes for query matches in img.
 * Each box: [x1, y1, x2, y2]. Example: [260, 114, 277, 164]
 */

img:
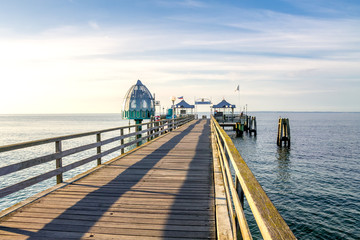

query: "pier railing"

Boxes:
[211, 115, 296, 239]
[0, 116, 194, 199]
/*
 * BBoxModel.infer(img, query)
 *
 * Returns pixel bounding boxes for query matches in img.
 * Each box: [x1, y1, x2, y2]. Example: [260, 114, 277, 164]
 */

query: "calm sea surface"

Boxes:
[0, 114, 132, 212]
[233, 112, 360, 240]
[0, 113, 359, 239]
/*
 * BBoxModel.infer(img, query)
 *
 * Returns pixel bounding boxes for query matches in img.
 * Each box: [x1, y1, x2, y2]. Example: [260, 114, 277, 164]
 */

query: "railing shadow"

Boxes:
[163, 119, 214, 238]
[0, 120, 199, 239]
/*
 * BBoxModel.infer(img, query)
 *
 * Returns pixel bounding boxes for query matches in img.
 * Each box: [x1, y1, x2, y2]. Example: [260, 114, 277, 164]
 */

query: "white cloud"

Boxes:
[88, 21, 100, 30]
[0, 6, 359, 113]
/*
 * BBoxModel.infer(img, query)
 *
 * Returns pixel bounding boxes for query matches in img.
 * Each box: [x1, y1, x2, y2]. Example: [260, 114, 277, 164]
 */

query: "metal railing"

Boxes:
[211, 115, 296, 240]
[0, 116, 194, 199]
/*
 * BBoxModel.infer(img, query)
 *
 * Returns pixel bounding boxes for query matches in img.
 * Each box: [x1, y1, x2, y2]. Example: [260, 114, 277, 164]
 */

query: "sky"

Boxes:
[0, 0, 359, 113]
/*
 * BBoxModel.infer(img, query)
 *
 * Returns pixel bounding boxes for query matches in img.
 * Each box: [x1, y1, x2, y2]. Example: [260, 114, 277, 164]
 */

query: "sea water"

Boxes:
[0, 114, 130, 211]
[0, 113, 359, 239]
[232, 112, 360, 240]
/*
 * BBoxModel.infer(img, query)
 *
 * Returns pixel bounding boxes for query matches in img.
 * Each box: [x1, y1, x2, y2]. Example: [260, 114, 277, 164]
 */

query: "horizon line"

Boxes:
[1, 111, 360, 115]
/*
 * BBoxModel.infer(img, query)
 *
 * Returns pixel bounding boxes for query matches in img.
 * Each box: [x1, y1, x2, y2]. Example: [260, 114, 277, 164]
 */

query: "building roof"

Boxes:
[212, 99, 236, 108]
[122, 80, 155, 112]
[175, 100, 195, 109]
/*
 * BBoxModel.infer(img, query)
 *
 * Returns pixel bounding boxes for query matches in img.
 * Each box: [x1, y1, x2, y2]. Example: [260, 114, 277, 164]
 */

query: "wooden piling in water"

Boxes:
[277, 118, 290, 147]
[249, 116, 257, 136]
[245, 115, 250, 132]
[235, 122, 243, 137]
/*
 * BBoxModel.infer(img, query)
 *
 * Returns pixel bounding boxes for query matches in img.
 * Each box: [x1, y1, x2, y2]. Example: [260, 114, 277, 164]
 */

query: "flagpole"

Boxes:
[239, 85, 241, 114]
[236, 84, 240, 114]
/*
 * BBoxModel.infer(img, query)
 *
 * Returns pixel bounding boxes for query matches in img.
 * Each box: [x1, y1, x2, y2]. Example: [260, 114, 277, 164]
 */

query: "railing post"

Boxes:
[120, 129, 124, 154]
[150, 121, 154, 140]
[161, 121, 164, 136]
[55, 140, 63, 184]
[147, 123, 150, 142]
[135, 120, 142, 147]
[154, 121, 158, 137]
[159, 121, 162, 135]
[96, 133, 101, 165]
[235, 176, 245, 240]
[235, 177, 244, 208]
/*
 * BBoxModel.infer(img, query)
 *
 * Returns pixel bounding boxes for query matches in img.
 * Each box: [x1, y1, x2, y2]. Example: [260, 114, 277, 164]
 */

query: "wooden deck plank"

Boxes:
[0, 222, 215, 238]
[0, 119, 215, 239]
[1, 218, 214, 232]
[32, 192, 212, 201]
[33, 197, 212, 207]
[9, 212, 214, 226]
[16, 208, 214, 221]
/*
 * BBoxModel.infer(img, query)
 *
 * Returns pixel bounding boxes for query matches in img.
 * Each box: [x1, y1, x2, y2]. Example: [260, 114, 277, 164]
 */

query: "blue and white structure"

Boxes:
[122, 80, 155, 122]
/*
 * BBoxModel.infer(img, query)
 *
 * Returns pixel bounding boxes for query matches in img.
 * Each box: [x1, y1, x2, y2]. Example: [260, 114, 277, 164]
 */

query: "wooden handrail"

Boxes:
[0, 115, 195, 199]
[211, 115, 296, 240]
[0, 118, 174, 153]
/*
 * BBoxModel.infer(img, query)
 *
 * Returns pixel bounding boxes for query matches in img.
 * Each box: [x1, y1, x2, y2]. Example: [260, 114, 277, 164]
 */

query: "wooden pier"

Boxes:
[0, 116, 296, 239]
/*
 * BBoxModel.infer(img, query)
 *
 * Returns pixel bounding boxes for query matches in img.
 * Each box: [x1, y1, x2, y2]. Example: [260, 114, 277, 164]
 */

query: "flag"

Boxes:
[235, 85, 239, 92]
[178, 96, 183, 99]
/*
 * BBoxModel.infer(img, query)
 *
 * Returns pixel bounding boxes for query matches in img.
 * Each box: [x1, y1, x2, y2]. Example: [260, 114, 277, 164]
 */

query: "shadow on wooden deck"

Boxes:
[1, 120, 204, 239]
[162, 119, 215, 239]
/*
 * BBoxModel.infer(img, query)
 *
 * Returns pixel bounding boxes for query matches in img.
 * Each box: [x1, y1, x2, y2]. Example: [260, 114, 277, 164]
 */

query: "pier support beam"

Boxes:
[135, 119, 143, 147]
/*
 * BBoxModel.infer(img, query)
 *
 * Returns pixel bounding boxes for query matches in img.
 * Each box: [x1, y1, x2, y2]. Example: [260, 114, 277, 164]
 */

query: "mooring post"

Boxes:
[248, 117, 252, 134]
[249, 116, 257, 136]
[285, 118, 290, 147]
[245, 115, 250, 132]
[253, 117, 257, 136]
[236, 122, 243, 137]
[277, 118, 290, 147]
[277, 118, 281, 145]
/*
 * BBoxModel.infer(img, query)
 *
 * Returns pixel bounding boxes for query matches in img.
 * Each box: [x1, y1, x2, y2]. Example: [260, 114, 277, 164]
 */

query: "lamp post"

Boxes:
[170, 96, 176, 131]
[171, 96, 176, 119]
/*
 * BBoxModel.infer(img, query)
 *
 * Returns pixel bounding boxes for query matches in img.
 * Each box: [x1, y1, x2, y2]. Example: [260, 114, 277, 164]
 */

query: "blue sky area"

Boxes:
[0, 0, 359, 113]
